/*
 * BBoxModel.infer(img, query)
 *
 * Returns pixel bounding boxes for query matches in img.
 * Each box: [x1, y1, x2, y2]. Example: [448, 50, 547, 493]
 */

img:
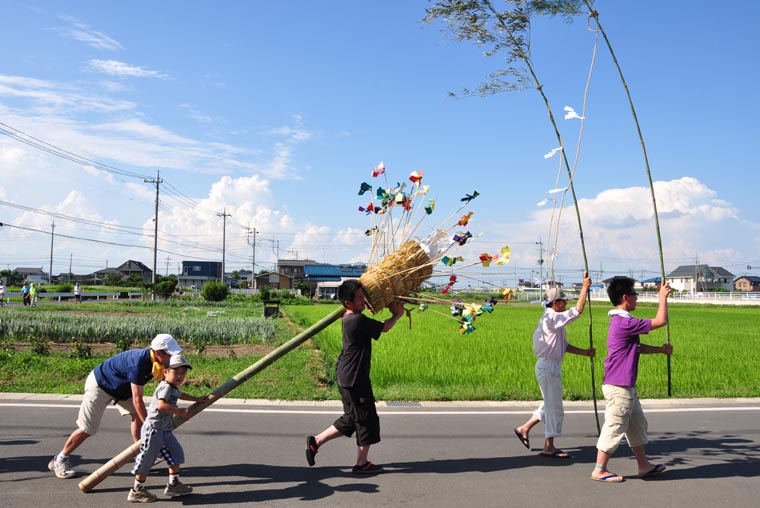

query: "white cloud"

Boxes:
[179, 104, 220, 125]
[497, 177, 749, 277]
[267, 125, 312, 142]
[56, 15, 125, 51]
[0, 74, 136, 114]
[85, 59, 169, 79]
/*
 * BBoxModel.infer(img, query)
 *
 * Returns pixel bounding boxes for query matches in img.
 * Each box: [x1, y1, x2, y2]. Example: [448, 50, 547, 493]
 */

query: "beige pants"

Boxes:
[596, 384, 649, 454]
[76, 371, 137, 435]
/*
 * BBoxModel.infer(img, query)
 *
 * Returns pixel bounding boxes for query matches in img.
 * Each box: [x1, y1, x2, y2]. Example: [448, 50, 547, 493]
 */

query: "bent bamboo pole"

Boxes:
[79, 306, 346, 493]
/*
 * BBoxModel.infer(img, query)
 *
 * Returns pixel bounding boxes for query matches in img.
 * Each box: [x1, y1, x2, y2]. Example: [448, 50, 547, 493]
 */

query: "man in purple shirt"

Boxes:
[591, 277, 672, 483]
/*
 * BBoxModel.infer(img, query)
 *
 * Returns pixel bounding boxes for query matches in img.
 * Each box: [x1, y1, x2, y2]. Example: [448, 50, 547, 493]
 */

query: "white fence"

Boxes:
[590, 290, 760, 306]
[498, 289, 760, 306]
[3, 291, 146, 302]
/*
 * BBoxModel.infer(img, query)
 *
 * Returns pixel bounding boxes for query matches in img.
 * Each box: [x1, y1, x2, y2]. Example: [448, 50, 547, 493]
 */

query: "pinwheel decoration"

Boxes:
[354, 163, 511, 333]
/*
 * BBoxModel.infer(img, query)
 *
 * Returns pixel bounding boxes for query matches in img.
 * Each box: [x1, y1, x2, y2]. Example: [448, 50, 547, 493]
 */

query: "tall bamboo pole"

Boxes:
[79, 306, 346, 493]
[583, 3, 671, 396]
[480, 0, 600, 434]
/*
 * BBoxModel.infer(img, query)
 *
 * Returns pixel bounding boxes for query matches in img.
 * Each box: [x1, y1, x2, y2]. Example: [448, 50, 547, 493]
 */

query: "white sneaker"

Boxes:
[48, 456, 75, 479]
[127, 487, 158, 503]
[164, 480, 193, 497]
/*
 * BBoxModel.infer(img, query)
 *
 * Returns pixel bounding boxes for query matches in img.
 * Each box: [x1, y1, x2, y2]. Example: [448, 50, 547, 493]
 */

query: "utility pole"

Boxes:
[49, 221, 55, 284]
[217, 209, 231, 284]
[535, 239, 544, 292]
[68, 253, 72, 282]
[244, 224, 258, 291]
[165, 256, 171, 276]
[144, 171, 163, 300]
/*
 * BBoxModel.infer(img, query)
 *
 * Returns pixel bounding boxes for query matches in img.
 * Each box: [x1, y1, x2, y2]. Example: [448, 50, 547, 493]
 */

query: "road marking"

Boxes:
[2, 402, 759, 416]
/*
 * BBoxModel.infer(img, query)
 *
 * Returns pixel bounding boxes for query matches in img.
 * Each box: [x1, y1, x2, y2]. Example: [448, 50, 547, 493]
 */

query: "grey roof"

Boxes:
[93, 267, 121, 275]
[15, 267, 46, 275]
[667, 264, 735, 278]
[117, 260, 151, 272]
[278, 259, 318, 267]
[736, 275, 760, 283]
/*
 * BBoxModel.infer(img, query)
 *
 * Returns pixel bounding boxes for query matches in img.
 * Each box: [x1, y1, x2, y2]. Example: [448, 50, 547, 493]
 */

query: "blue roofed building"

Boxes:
[304, 263, 367, 300]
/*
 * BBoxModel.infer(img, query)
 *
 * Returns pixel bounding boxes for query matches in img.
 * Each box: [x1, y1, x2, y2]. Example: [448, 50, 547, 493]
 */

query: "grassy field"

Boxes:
[286, 301, 760, 400]
[0, 299, 758, 400]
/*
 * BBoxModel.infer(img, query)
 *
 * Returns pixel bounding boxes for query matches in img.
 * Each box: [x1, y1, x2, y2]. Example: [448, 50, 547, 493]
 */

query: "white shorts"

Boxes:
[76, 371, 138, 435]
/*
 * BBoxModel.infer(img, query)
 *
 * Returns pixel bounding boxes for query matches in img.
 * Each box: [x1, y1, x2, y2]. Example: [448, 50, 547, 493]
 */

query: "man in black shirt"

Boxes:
[305, 279, 404, 474]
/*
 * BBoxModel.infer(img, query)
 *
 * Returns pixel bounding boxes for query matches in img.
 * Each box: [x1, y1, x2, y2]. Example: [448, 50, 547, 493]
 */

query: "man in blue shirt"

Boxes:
[48, 334, 183, 479]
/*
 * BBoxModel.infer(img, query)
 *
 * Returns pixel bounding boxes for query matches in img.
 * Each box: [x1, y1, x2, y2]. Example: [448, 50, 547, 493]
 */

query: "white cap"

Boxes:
[168, 354, 192, 370]
[544, 288, 568, 307]
[150, 333, 183, 355]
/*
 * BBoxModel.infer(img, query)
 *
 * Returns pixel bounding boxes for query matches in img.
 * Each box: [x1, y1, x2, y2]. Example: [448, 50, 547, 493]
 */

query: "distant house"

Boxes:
[667, 264, 734, 292]
[91, 260, 153, 284]
[15, 267, 48, 284]
[93, 267, 122, 282]
[116, 260, 153, 282]
[254, 271, 294, 290]
[178, 261, 222, 289]
[641, 277, 662, 288]
[235, 269, 253, 288]
[304, 263, 367, 300]
[278, 259, 319, 283]
[734, 275, 760, 292]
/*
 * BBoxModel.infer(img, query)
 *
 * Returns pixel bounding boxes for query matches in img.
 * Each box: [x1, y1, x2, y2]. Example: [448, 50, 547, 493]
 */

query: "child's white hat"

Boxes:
[168, 354, 192, 370]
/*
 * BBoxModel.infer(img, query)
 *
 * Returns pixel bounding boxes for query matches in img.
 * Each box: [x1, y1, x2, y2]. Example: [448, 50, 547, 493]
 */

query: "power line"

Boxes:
[0, 120, 150, 180]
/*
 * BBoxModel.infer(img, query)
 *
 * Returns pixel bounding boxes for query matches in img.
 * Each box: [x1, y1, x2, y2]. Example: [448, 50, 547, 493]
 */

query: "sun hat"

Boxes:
[150, 333, 183, 355]
[168, 354, 192, 370]
[544, 288, 568, 307]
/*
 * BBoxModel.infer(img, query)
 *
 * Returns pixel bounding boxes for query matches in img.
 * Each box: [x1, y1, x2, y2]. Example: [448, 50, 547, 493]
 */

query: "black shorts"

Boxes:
[333, 385, 380, 446]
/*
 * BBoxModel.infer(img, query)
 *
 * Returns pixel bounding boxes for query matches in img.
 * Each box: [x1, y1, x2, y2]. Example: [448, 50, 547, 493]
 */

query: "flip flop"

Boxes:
[640, 464, 666, 478]
[591, 473, 624, 483]
[539, 449, 572, 459]
[513, 428, 530, 449]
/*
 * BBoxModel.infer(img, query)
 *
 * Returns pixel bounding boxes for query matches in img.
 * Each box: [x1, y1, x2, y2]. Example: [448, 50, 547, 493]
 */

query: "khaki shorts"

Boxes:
[596, 384, 649, 454]
[76, 371, 138, 435]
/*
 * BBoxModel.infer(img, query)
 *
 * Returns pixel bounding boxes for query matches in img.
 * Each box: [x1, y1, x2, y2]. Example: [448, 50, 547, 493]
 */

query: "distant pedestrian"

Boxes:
[0, 280, 5, 306]
[48, 334, 183, 479]
[30, 282, 38, 306]
[513, 272, 594, 458]
[128, 354, 207, 502]
[74, 282, 81, 303]
[21, 281, 31, 306]
[590, 277, 672, 483]
[305, 279, 404, 474]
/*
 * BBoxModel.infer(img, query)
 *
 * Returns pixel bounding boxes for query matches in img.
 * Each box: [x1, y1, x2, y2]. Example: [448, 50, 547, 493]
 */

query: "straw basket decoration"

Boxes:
[359, 239, 433, 314]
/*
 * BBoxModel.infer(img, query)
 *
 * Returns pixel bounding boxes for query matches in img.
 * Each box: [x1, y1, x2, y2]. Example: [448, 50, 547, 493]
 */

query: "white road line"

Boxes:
[1, 402, 758, 416]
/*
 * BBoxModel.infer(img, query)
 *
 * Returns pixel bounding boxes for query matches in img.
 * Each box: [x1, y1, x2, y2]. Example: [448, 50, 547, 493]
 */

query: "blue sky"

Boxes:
[1, 1, 758, 288]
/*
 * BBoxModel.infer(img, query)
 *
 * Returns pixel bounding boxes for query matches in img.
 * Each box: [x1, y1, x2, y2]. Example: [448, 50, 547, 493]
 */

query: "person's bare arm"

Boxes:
[650, 279, 671, 329]
[575, 272, 592, 314]
[640, 343, 672, 355]
[566, 344, 595, 357]
[156, 399, 191, 420]
[382, 301, 405, 332]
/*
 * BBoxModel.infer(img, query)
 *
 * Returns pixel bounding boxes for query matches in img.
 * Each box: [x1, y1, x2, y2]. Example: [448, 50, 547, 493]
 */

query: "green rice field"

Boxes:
[285, 301, 760, 400]
[0, 300, 757, 400]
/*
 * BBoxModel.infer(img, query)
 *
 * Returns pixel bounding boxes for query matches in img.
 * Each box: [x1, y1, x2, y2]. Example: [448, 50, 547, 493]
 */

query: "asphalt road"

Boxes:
[1, 395, 758, 508]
